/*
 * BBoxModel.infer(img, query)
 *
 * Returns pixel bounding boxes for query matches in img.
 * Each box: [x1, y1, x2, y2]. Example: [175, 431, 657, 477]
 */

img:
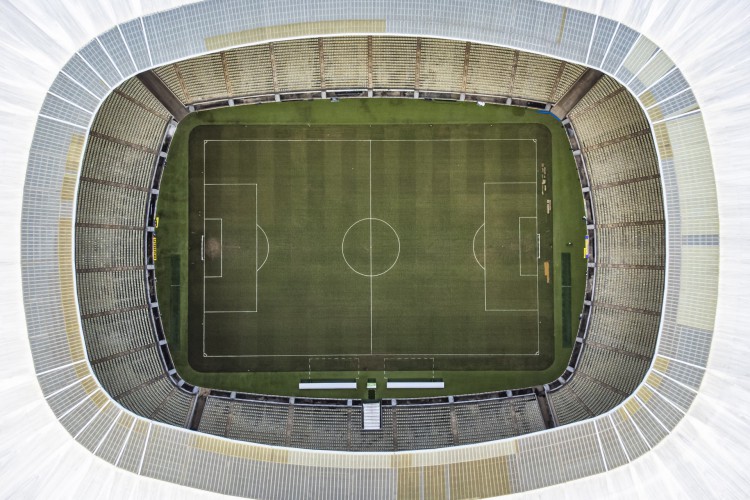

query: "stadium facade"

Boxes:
[1, 0, 749, 498]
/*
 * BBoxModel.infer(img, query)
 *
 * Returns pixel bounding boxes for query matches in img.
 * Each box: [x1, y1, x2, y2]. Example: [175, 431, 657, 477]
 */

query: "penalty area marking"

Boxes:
[257, 225, 270, 271]
[201, 138, 543, 358]
[473, 224, 485, 270]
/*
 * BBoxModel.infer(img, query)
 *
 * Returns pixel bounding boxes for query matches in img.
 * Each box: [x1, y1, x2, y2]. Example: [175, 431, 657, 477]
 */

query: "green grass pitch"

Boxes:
[156, 99, 586, 398]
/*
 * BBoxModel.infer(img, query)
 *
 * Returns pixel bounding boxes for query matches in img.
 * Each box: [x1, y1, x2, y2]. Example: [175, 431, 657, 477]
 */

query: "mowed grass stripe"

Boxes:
[198, 137, 543, 358]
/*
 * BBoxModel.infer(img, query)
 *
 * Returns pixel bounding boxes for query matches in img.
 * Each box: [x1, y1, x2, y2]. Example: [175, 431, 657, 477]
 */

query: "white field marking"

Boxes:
[369, 140, 373, 355]
[484, 183, 486, 311]
[484, 309, 538, 312]
[203, 138, 541, 359]
[257, 225, 270, 271]
[340, 218, 401, 278]
[204, 183, 257, 185]
[204, 139, 537, 142]
[537, 233, 541, 260]
[204, 218, 223, 278]
[205, 310, 258, 313]
[518, 217, 538, 277]
[472, 224, 485, 270]
[535, 140, 540, 353]
[255, 183, 258, 313]
[204, 351, 542, 358]
[203, 140, 206, 357]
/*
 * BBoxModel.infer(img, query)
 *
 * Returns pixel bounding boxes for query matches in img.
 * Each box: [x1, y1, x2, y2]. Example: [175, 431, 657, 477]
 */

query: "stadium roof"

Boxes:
[1, 0, 749, 498]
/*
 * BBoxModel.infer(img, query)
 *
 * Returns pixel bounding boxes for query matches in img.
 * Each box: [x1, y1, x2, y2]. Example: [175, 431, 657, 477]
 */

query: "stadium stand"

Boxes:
[80, 309, 155, 361]
[81, 136, 157, 187]
[418, 38, 465, 92]
[454, 396, 546, 444]
[75, 227, 143, 269]
[144, 37, 588, 105]
[595, 224, 666, 267]
[321, 37, 369, 89]
[512, 52, 563, 102]
[394, 404, 454, 450]
[225, 399, 290, 446]
[547, 384, 592, 423]
[68, 36, 667, 447]
[273, 39, 322, 93]
[73, 76, 195, 431]
[76, 181, 149, 227]
[195, 395, 547, 452]
[372, 37, 418, 89]
[19, 0, 723, 490]
[171, 53, 229, 103]
[587, 306, 660, 357]
[545, 69, 666, 425]
[224, 44, 275, 96]
[289, 404, 352, 450]
[465, 44, 516, 96]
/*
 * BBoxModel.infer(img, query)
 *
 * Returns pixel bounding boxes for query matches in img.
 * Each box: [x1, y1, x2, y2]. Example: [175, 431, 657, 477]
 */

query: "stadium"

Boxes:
[1, 0, 749, 498]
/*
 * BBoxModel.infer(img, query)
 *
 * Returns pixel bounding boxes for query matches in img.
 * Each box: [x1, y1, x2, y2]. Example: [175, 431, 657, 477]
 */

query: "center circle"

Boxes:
[341, 218, 400, 277]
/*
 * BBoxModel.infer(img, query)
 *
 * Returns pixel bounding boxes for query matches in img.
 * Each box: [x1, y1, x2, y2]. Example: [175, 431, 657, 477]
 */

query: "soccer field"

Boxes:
[187, 123, 555, 372]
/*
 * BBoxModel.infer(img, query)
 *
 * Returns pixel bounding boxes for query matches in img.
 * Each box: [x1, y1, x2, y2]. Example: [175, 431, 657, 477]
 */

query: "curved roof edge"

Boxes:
[5, 0, 749, 498]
